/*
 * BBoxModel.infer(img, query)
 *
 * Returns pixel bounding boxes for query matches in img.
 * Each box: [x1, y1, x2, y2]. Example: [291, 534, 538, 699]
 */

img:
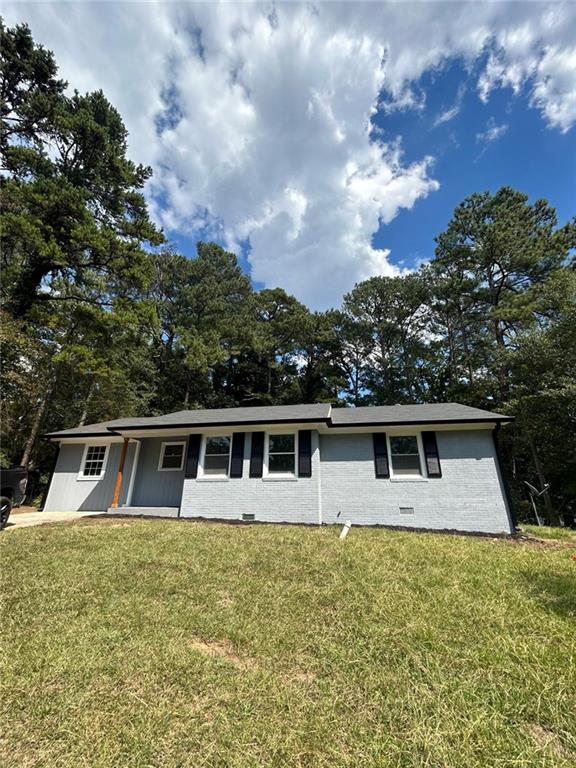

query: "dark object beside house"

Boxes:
[0, 467, 36, 529]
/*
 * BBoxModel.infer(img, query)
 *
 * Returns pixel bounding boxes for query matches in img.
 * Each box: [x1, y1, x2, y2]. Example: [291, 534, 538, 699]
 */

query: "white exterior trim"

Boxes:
[77, 443, 110, 481]
[197, 434, 232, 479]
[263, 429, 298, 479]
[157, 441, 186, 472]
[386, 431, 428, 481]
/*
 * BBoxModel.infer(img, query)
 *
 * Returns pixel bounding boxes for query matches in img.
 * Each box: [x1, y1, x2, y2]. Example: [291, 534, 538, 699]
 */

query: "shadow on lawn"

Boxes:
[522, 570, 576, 619]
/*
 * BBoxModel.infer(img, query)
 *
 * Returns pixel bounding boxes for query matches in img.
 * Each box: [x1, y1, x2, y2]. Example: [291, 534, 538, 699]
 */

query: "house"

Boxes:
[42, 403, 515, 535]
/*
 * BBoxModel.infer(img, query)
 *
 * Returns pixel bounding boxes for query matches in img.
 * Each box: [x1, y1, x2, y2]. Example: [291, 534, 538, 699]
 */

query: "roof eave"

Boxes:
[43, 430, 122, 440]
[109, 416, 328, 432]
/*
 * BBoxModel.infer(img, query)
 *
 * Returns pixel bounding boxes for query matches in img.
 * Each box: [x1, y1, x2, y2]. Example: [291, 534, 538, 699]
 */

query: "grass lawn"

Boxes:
[522, 524, 576, 542]
[1, 520, 575, 768]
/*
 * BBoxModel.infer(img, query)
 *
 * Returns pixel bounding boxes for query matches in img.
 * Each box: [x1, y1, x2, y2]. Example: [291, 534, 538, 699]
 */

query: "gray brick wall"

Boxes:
[319, 430, 512, 534]
[180, 431, 321, 524]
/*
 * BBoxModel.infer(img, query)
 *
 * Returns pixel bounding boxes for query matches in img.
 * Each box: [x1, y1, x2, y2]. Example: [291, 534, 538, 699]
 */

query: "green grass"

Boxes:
[1, 519, 575, 768]
[522, 524, 576, 542]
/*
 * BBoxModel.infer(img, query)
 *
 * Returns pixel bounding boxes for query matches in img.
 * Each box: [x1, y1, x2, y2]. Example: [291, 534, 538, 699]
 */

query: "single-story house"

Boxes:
[42, 402, 515, 535]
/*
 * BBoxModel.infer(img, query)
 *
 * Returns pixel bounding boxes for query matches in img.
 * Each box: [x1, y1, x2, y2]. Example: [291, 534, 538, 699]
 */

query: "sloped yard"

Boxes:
[1, 519, 575, 767]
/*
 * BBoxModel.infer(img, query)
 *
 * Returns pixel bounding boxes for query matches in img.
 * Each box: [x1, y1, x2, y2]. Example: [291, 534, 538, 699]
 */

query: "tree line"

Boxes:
[1, 20, 575, 524]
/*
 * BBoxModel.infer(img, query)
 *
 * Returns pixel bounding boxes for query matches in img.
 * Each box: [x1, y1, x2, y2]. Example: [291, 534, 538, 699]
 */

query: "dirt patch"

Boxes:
[188, 638, 255, 670]
[75, 517, 139, 527]
[10, 506, 40, 515]
[511, 534, 576, 550]
[527, 724, 571, 758]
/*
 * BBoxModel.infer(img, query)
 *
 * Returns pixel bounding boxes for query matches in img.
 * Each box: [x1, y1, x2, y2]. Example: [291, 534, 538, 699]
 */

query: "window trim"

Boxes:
[387, 432, 427, 481]
[264, 430, 298, 478]
[157, 441, 186, 472]
[77, 443, 110, 481]
[198, 434, 232, 480]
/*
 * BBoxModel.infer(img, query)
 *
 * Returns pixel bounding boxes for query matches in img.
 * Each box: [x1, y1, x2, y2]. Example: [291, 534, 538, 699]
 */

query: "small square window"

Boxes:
[81, 445, 108, 478]
[159, 443, 185, 471]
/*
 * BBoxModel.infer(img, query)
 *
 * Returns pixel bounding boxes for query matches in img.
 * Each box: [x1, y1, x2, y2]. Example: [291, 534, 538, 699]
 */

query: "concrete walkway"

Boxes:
[4, 509, 105, 531]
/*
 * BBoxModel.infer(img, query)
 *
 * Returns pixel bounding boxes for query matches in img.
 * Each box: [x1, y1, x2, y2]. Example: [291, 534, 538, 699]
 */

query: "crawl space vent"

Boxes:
[399, 507, 415, 515]
[242, 513, 255, 521]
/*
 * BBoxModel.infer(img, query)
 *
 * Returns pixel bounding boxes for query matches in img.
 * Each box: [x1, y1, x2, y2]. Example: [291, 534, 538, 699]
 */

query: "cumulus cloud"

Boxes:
[3, 2, 576, 307]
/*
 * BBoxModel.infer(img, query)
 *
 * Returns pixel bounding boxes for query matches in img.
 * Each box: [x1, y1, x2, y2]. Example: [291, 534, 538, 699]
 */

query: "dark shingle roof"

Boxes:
[45, 402, 510, 439]
[43, 419, 130, 438]
[330, 403, 511, 426]
[44, 404, 332, 438]
[111, 403, 332, 430]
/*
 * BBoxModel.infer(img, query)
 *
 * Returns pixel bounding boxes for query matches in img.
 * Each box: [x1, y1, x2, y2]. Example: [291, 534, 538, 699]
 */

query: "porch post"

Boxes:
[111, 438, 130, 509]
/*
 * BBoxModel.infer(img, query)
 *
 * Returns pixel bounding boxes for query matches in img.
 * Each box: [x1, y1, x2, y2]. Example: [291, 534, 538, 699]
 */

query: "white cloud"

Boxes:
[433, 84, 466, 128]
[3, 2, 576, 307]
[433, 105, 460, 128]
[477, 117, 509, 144]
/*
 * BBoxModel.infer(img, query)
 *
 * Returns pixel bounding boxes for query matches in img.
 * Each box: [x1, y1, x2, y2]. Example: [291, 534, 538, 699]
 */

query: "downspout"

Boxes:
[492, 424, 517, 534]
[316, 430, 323, 526]
[125, 440, 141, 507]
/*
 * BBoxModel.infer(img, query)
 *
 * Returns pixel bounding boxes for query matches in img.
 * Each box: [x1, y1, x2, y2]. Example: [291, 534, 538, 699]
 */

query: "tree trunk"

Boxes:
[19, 391, 50, 467]
[183, 379, 190, 409]
[78, 381, 96, 426]
[10, 260, 54, 319]
[527, 433, 558, 526]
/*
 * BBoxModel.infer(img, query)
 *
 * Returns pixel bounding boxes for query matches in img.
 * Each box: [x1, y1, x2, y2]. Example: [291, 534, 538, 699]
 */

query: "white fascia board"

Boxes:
[57, 436, 127, 445]
[113, 421, 327, 439]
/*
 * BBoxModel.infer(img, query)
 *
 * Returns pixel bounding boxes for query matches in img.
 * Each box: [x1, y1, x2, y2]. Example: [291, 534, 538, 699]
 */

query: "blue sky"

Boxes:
[5, 2, 576, 307]
[376, 59, 576, 270]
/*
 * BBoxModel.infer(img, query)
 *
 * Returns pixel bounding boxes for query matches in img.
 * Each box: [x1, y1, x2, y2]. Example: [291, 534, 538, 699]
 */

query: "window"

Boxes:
[389, 435, 422, 476]
[80, 445, 108, 479]
[267, 433, 296, 474]
[203, 436, 231, 476]
[158, 442, 185, 471]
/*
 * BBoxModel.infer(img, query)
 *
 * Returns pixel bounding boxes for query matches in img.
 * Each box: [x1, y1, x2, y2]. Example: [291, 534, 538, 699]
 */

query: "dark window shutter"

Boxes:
[249, 432, 265, 478]
[298, 430, 312, 477]
[230, 433, 245, 478]
[185, 434, 202, 479]
[422, 431, 442, 478]
[373, 433, 390, 478]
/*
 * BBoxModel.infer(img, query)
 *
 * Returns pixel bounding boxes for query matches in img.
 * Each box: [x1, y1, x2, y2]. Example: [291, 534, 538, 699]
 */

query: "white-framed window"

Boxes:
[78, 444, 109, 480]
[158, 441, 186, 471]
[266, 432, 297, 476]
[388, 434, 424, 478]
[200, 435, 232, 477]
